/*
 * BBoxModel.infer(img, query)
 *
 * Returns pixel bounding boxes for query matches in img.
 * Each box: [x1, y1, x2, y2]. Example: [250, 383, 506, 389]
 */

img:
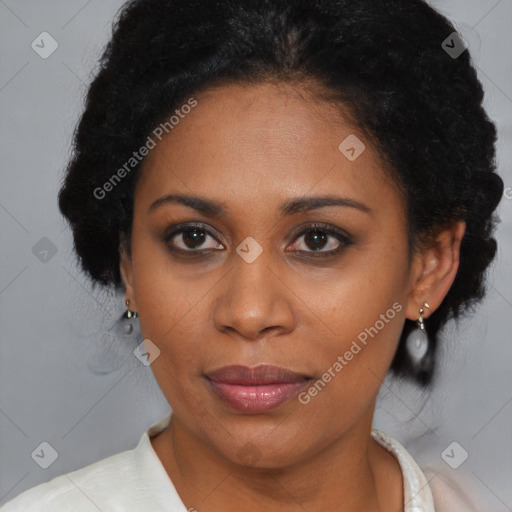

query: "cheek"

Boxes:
[128, 233, 207, 374]
[294, 245, 409, 407]
[134, 275, 208, 377]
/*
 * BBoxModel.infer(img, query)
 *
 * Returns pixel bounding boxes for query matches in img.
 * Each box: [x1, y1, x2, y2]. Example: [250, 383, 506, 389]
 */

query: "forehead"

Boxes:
[135, 82, 402, 218]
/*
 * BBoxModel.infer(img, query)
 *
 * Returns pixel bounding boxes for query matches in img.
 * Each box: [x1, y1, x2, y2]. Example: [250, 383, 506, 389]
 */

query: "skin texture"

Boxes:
[120, 82, 465, 511]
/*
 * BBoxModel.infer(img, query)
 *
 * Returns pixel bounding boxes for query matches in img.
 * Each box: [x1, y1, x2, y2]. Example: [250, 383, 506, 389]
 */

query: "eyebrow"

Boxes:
[148, 193, 372, 216]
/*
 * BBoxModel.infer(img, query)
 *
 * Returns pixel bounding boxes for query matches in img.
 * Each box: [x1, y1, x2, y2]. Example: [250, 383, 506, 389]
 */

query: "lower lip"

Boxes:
[206, 379, 310, 413]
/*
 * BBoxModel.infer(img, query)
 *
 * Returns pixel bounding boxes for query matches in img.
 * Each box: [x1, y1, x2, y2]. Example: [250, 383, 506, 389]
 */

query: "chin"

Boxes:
[200, 415, 316, 470]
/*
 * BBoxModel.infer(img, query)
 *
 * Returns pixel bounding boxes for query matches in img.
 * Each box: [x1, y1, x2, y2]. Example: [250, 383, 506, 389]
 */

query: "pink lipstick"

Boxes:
[205, 364, 310, 413]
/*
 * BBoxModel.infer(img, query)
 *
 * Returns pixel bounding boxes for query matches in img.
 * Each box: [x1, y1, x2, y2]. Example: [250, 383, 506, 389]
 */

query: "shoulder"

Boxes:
[371, 429, 480, 512]
[2, 441, 140, 511]
[371, 428, 436, 511]
[425, 470, 482, 512]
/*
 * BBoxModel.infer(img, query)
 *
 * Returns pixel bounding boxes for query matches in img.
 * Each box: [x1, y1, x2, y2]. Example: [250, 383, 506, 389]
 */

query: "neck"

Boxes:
[151, 408, 403, 511]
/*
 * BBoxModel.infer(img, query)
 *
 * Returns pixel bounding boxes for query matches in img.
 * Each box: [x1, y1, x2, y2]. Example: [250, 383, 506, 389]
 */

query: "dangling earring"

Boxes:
[124, 299, 138, 319]
[406, 302, 430, 364]
[122, 299, 138, 335]
[88, 297, 140, 374]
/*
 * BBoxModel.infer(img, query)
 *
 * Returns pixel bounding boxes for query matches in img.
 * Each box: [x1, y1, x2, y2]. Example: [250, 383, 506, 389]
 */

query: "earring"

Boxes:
[406, 302, 430, 364]
[124, 299, 138, 320]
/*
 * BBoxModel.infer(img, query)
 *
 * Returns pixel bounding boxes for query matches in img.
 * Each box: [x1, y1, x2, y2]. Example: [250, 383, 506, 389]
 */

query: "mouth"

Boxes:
[204, 364, 311, 413]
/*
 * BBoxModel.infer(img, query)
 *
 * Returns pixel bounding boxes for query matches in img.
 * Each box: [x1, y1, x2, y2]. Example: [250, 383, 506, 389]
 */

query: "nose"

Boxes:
[212, 248, 295, 341]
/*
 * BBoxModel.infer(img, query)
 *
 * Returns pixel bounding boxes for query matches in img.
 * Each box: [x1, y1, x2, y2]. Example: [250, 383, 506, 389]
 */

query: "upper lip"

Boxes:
[205, 364, 310, 385]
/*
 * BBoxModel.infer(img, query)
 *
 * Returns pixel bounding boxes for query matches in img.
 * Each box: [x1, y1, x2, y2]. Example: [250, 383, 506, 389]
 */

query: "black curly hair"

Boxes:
[58, 0, 504, 387]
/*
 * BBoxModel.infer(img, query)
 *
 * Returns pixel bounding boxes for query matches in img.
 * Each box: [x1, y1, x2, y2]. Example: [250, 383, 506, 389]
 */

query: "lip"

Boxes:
[205, 364, 311, 413]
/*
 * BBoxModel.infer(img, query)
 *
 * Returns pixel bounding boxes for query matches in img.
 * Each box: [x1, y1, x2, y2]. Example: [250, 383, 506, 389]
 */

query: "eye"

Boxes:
[288, 223, 353, 258]
[164, 222, 224, 253]
[163, 222, 352, 259]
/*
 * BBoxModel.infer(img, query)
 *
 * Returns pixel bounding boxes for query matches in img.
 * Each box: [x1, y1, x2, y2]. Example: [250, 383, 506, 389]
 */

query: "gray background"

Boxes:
[1, 0, 511, 509]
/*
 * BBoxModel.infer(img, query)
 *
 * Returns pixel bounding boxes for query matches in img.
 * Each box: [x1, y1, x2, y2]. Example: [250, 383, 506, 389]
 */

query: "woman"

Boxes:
[3, 0, 504, 510]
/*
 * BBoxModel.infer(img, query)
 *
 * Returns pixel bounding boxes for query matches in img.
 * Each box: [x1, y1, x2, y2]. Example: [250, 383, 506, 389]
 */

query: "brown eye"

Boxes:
[162, 222, 353, 260]
[289, 223, 353, 258]
[298, 229, 332, 251]
[164, 223, 224, 252]
[177, 227, 206, 249]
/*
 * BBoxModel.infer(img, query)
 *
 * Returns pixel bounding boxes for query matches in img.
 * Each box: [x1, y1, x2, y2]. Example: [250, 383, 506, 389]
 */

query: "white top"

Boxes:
[3, 413, 469, 511]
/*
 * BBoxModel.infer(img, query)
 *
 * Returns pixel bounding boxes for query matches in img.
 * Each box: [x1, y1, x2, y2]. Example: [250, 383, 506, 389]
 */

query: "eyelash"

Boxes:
[162, 222, 353, 260]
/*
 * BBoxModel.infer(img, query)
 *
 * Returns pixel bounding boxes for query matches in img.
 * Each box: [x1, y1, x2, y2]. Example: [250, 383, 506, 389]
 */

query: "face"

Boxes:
[121, 82, 419, 467]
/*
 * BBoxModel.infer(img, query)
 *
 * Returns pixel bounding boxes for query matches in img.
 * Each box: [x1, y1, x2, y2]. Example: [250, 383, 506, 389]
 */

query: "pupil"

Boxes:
[305, 230, 327, 250]
[183, 228, 205, 248]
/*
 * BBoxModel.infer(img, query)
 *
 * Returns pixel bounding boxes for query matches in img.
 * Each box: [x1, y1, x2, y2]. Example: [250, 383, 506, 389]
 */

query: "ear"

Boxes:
[119, 235, 138, 311]
[405, 221, 466, 322]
